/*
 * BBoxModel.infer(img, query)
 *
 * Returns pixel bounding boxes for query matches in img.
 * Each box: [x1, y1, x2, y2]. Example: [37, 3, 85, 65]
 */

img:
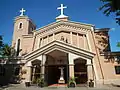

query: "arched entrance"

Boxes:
[14, 66, 21, 76]
[31, 60, 41, 83]
[74, 58, 88, 85]
[45, 50, 69, 86]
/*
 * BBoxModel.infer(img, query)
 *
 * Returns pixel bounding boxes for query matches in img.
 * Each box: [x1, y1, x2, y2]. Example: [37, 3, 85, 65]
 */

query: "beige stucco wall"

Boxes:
[12, 17, 29, 46]
[12, 15, 120, 85]
[21, 36, 34, 55]
[12, 16, 36, 56]
[33, 31, 90, 51]
[94, 30, 120, 84]
[78, 34, 84, 48]
[72, 33, 77, 46]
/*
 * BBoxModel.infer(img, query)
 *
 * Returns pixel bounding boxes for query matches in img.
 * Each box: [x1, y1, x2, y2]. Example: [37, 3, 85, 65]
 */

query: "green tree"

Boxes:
[117, 42, 120, 47]
[0, 35, 4, 56]
[0, 35, 16, 58]
[0, 35, 3, 47]
[1, 44, 16, 57]
[99, 0, 120, 25]
[2, 44, 12, 57]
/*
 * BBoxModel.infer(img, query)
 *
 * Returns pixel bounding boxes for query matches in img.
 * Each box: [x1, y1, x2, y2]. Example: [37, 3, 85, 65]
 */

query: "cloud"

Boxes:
[111, 28, 115, 31]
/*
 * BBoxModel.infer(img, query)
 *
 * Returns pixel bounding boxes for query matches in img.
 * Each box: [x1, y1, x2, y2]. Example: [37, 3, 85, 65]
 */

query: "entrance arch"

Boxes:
[45, 50, 69, 86]
[31, 60, 41, 83]
[74, 58, 88, 84]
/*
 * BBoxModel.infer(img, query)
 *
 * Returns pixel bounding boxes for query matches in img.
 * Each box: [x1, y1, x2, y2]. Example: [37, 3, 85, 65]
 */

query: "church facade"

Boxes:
[11, 5, 120, 87]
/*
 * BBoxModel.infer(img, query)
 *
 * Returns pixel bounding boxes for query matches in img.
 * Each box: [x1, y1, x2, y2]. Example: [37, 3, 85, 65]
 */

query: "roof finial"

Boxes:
[57, 4, 67, 16]
[20, 8, 26, 16]
[56, 4, 69, 21]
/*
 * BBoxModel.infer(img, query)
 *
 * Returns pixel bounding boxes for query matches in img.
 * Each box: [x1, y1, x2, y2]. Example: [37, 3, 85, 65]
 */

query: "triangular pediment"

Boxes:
[34, 21, 93, 35]
[24, 40, 95, 62]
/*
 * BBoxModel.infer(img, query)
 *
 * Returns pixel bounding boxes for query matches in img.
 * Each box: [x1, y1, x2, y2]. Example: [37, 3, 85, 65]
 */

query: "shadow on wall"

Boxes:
[0, 64, 20, 87]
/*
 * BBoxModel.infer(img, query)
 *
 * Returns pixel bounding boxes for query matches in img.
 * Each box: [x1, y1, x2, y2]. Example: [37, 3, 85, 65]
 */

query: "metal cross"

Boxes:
[57, 4, 67, 16]
[20, 8, 26, 16]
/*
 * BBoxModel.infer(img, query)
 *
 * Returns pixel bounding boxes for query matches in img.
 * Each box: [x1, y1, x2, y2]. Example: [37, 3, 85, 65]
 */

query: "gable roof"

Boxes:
[24, 40, 95, 62]
[34, 20, 94, 35]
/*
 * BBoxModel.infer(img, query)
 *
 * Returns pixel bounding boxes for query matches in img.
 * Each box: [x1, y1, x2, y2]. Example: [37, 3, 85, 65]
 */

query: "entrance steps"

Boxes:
[48, 84, 67, 87]
[48, 84, 87, 87]
[76, 84, 87, 87]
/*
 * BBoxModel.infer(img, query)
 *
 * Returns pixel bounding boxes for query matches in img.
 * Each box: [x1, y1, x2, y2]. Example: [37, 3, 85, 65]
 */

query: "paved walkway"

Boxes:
[0, 84, 120, 90]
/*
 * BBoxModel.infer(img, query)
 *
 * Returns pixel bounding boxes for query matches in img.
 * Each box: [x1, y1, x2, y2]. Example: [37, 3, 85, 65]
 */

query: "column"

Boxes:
[26, 61, 32, 82]
[87, 59, 94, 81]
[41, 54, 46, 79]
[32, 66, 35, 81]
[68, 53, 74, 78]
[69, 65, 74, 78]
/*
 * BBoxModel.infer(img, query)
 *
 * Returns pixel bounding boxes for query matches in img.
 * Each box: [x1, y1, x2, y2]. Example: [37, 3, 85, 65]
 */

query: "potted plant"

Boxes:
[25, 81, 31, 87]
[68, 77, 76, 88]
[32, 78, 37, 84]
[37, 78, 44, 87]
[88, 79, 94, 87]
[21, 69, 27, 74]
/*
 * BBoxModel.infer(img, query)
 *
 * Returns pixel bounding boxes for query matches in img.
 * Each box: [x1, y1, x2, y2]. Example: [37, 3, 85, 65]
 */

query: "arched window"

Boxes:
[16, 39, 20, 56]
[19, 23, 22, 29]
[14, 67, 20, 75]
[0, 65, 5, 76]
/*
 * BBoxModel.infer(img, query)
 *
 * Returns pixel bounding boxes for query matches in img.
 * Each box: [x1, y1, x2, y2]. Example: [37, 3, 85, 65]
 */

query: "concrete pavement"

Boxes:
[0, 84, 120, 90]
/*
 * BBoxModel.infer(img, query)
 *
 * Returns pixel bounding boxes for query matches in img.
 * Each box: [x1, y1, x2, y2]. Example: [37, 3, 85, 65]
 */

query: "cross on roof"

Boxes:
[57, 4, 67, 16]
[20, 8, 26, 16]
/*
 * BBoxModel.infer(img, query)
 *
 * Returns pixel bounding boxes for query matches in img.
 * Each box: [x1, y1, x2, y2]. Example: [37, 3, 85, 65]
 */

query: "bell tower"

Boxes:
[12, 8, 36, 56]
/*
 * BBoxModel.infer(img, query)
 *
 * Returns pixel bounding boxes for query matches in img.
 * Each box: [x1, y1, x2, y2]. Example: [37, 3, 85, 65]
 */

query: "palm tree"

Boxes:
[2, 44, 12, 57]
[117, 42, 120, 47]
[0, 35, 3, 48]
[1, 44, 16, 57]
[0, 35, 3, 56]
[99, 0, 120, 25]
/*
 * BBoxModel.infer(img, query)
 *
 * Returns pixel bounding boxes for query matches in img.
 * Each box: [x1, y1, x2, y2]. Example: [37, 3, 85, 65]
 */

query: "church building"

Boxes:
[11, 4, 120, 87]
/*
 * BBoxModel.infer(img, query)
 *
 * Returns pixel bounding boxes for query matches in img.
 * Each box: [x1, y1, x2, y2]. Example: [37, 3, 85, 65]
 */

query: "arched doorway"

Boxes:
[74, 58, 88, 85]
[14, 66, 20, 76]
[0, 65, 5, 76]
[31, 60, 41, 83]
[12, 65, 21, 83]
[45, 50, 69, 86]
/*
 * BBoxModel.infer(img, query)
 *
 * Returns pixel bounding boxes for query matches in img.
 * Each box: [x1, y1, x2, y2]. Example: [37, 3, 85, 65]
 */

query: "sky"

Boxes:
[0, 0, 120, 51]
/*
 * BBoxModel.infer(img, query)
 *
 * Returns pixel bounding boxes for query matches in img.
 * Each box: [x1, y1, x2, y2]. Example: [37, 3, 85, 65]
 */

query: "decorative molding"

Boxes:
[24, 40, 95, 63]
[35, 21, 91, 37]
[22, 34, 33, 38]
[14, 16, 36, 27]
[86, 33, 92, 51]
[36, 25, 87, 39]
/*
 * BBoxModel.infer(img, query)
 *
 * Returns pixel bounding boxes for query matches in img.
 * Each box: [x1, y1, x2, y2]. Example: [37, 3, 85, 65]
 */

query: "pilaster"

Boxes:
[53, 33, 55, 41]
[83, 34, 86, 49]
[26, 61, 32, 82]
[77, 33, 79, 47]
[70, 32, 73, 44]
[68, 53, 74, 78]
[69, 64, 74, 78]
[41, 54, 46, 79]
[86, 59, 94, 86]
